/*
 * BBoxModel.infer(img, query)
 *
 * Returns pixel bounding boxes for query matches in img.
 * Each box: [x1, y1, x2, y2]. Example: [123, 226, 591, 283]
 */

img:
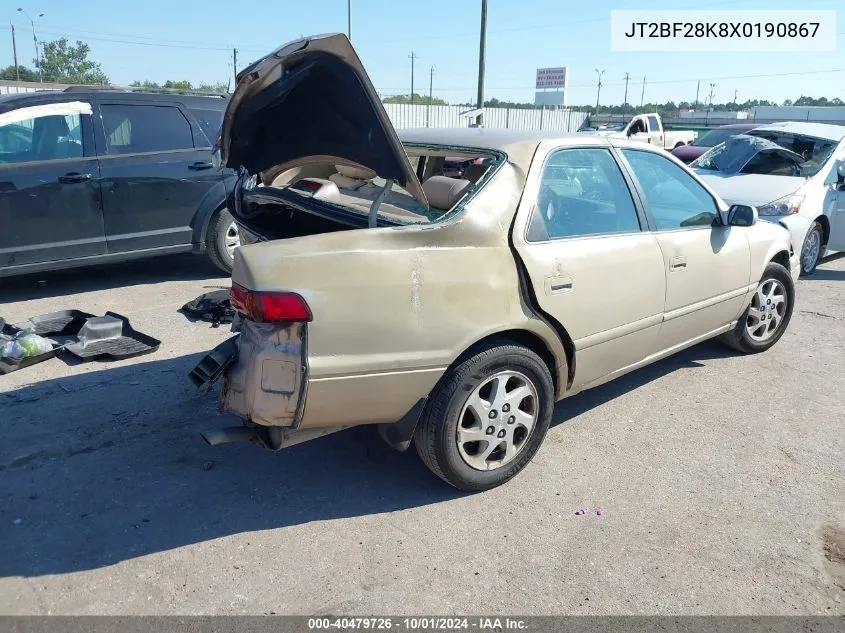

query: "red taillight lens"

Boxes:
[230, 284, 312, 323]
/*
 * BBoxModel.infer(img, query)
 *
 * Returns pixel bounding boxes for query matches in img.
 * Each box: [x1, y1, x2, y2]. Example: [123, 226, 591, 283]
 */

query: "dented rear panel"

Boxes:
[220, 320, 308, 428]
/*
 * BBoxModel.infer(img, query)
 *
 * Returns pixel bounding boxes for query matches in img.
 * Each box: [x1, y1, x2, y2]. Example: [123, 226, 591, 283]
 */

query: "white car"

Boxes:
[691, 122, 845, 275]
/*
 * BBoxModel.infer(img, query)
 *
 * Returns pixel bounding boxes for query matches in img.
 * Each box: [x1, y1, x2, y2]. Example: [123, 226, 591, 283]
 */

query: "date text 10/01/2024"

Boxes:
[307, 617, 528, 630]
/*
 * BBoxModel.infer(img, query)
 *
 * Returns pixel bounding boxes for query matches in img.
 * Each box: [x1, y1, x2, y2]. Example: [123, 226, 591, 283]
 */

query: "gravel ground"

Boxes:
[0, 253, 843, 615]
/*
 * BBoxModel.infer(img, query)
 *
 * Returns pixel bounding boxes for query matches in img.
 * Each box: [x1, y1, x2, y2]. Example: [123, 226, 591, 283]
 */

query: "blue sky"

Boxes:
[2, 0, 843, 106]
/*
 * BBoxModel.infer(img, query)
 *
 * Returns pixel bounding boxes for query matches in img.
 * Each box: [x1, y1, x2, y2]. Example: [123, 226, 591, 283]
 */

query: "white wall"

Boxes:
[383, 103, 588, 133]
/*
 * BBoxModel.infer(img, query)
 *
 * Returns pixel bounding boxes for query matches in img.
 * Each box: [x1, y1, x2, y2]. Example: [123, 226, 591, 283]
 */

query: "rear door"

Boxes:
[512, 139, 666, 390]
[94, 99, 222, 253]
[0, 100, 104, 269]
[618, 147, 751, 350]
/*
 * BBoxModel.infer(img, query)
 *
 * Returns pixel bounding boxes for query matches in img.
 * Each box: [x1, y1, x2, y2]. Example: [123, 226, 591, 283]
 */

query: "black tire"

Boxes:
[414, 341, 555, 492]
[206, 207, 238, 274]
[719, 262, 794, 354]
[799, 221, 824, 276]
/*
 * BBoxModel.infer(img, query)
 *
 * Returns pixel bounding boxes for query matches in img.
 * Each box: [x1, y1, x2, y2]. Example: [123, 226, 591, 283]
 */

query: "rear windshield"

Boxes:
[261, 145, 499, 225]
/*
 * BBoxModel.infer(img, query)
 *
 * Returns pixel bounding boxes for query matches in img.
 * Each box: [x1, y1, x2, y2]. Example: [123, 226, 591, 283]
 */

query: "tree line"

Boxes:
[0, 37, 228, 92]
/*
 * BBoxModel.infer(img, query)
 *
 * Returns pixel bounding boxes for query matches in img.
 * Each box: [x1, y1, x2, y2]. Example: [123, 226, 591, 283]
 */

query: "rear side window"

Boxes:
[647, 115, 660, 132]
[100, 104, 194, 155]
[189, 108, 224, 146]
[526, 147, 641, 242]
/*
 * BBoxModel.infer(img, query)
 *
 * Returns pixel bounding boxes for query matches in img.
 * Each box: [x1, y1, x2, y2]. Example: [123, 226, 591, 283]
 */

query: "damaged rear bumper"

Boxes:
[191, 319, 308, 429]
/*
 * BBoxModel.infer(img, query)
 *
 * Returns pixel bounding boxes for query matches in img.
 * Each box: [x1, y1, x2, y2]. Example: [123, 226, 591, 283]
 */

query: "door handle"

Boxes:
[669, 256, 687, 271]
[188, 161, 214, 170]
[58, 172, 92, 183]
[545, 275, 573, 295]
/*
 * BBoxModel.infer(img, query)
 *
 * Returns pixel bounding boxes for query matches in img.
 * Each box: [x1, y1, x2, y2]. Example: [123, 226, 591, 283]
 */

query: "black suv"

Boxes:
[0, 87, 239, 277]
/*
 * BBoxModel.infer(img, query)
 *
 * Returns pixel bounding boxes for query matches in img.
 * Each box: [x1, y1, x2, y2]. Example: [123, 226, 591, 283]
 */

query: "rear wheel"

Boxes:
[720, 262, 794, 354]
[206, 207, 239, 274]
[414, 341, 554, 492]
[799, 221, 823, 275]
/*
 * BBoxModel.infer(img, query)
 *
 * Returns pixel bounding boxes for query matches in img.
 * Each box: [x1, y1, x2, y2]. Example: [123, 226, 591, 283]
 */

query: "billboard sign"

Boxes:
[535, 67, 567, 90]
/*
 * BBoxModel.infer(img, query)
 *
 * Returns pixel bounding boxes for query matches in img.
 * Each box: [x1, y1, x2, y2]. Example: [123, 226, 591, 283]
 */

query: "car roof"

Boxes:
[0, 89, 227, 110]
[748, 121, 845, 141]
[401, 127, 645, 171]
[716, 123, 759, 129]
[398, 127, 673, 171]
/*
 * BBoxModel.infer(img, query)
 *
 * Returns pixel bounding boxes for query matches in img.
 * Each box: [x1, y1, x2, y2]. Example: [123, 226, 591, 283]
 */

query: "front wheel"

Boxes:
[799, 221, 823, 275]
[719, 262, 794, 354]
[206, 207, 240, 274]
[414, 341, 554, 492]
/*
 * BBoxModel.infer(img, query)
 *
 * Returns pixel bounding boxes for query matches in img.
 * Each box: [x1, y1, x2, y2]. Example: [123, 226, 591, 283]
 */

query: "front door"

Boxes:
[823, 149, 845, 251]
[512, 141, 666, 390]
[95, 101, 221, 253]
[618, 148, 751, 350]
[0, 101, 104, 269]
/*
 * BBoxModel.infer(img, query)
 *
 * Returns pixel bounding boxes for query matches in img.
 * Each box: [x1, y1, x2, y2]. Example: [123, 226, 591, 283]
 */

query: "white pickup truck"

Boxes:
[593, 113, 696, 150]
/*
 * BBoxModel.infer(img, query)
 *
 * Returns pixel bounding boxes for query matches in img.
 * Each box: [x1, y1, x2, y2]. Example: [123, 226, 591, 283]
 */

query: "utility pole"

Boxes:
[640, 76, 646, 108]
[347, 0, 351, 41]
[622, 72, 630, 111]
[17, 9, 43, 82]
[408, 51, 416, 104]
[733, 88, 738, 104]
[476, 0, 487, 126]
[708, 82, 716, 110]
[10, 22, 19, 81]
[232, 48, 238, 82]
[594, 68, 605, 114]
[427, 66, 435, 127]
[695, 79, 700, 107]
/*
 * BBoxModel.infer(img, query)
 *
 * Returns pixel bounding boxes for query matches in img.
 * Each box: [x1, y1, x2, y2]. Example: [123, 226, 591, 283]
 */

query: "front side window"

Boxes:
[0, 112, 82, 163]
[526, 147, 641, 241]
[100, 104, 194, 155]
[622, 148, 718, 230]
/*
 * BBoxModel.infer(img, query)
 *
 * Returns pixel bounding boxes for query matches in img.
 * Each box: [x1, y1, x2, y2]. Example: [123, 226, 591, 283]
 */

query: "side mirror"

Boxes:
[727, 204, 757, 227]
[838, 162, 845, 179]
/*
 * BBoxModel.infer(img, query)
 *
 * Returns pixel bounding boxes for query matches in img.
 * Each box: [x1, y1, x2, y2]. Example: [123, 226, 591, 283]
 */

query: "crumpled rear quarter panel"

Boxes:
[221, 320, 307, 427]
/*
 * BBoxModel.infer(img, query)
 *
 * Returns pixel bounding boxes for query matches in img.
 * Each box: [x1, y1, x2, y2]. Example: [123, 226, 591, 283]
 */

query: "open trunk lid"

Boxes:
[219, 33, 428, 209]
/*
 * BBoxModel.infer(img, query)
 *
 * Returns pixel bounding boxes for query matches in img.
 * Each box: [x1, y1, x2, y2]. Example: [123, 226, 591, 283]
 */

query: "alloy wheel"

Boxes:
[802, 228, 821, 273]
[746, 278, 787, 342]
[224, 221, 240, 258]
[456, 370, 539, 471]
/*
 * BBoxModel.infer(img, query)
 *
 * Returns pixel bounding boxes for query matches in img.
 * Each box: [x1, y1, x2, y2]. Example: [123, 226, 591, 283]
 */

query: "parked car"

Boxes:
[671, 123, 759, 163]
[0, 87, 240, 278]
[691, 123, 845, 274]
[593, 113, 696, 150]
[194, 34, 799, 492]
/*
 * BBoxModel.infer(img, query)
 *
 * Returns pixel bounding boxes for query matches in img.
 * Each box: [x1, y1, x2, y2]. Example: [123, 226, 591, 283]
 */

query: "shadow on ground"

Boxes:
[0, 254, 228, 303]
[0, 339, 735, 578]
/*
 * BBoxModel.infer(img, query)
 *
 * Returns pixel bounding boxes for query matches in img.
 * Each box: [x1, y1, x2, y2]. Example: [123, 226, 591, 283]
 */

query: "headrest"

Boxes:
[462, 163, 489, 183]
[422, 176, 472, 210]
[335, 164, 376, 180]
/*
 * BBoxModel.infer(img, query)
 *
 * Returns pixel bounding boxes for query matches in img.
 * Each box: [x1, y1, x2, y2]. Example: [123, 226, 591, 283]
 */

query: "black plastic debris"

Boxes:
[189, 335, 239, 389]
[13, 310, 96, 337]
[180, 290, 234, 328]
[64, 312, 161, 361]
